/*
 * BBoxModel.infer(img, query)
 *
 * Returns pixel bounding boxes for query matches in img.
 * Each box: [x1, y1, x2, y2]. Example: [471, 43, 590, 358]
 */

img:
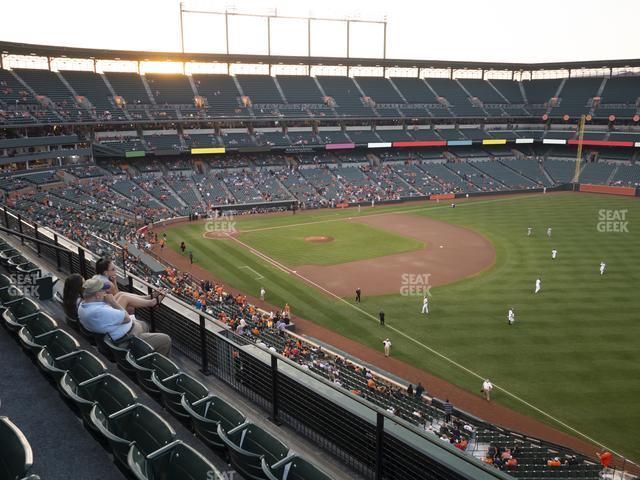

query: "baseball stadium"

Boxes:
[0, 1, 639, 479]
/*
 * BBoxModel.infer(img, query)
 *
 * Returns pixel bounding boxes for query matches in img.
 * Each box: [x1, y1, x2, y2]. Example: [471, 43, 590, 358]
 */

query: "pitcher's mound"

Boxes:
[305, 236, 334, 243]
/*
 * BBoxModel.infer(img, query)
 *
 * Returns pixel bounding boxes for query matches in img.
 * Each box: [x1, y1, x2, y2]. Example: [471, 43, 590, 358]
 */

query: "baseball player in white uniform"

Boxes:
[508, 308, 515, 325]
[551, 249, 557, 260]
[600, 262, 606, 275]
[547, 227, 552, 238]
[535, 278, 541, 294]
[421, 296, 429, 314]
[383, 338, 392, 357]
[527, 227, 532, 236]
[482, 379, 493, 401]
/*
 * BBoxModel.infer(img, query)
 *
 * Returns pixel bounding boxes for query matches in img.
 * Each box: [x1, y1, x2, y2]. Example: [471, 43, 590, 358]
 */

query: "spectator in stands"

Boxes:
[547, 457, 561, 467]
[77, 276, 171, 355]
[444, 399, 453, 423]
[406, 384, 414, 396]
[597, 451, 612, 470]
[95, 257, 166, 311]
[62, 273, 84, 321]
[415, 382, 425, 398]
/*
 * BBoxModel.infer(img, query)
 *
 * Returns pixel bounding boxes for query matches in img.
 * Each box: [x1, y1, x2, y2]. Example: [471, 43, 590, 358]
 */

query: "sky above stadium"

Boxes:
[3, 0, 640, 63]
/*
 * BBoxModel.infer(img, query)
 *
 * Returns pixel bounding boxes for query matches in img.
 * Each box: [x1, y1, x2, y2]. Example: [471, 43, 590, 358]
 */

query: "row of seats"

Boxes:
[0, 244, 220, 480]
[3, 67, 640, 125]
[94, 310, 334, 480]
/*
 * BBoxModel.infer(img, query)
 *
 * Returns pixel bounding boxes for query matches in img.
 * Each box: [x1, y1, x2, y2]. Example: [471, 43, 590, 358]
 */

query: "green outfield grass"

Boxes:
[165, 193, 640, 461]
[238, 221, 424, 266]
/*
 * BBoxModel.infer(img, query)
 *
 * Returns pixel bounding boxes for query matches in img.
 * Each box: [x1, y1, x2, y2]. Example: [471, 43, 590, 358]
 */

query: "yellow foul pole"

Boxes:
[573, 115, 586, 184]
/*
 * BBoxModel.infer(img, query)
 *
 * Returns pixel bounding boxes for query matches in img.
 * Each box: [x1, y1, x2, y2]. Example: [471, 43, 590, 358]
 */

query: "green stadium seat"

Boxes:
[6, 255, 30, 271]
[15, 261, 41, 279]
[125, 352, 180, 396]
[0, 287, 26, 315]
[37, 348, 107, 384]
[0, 273, 14, 291]
[17, 313, 58, 353]
[261, 455, 335, 480]
[90, 331, 115, 360]
[17, 326, 78, 358]
[104, 335, 154, 376]
[127, 440, 219, 480]
[2, 297, 40, 333]
[59, 372, 138, 427]
[151, 372, 208, 420]
[0, 248, 21, 265]
[89, 403, 177, 466]
[0, 416, 34, 480]
[218, 422, 289, 480]
[181, 394, 246, 452]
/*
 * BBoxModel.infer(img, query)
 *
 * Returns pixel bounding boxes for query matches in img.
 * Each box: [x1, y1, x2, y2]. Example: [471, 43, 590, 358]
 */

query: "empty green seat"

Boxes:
[0, 273, 13, 290]
[0, 416, 34, 480]
[37, 348, 107, 383]
[2, 297, 40, 333]
[261, 455, 335, 480]
[151, 372, 208, 420]
[181, 394, 246, 451]
[60, 372, 137, 427]
[6, 255, 30, 272]
[89, 403, 176, 466]
[15, 261, 41, 278]
[0, 287, 25, 312]
[0, 248, 21, 264]
[218, 422, 289, 480]
[128, 440, 220, 480]
[126, 352, 180, 396]
[17, 313, 58, 353]
[104, 336, 154, 376]
[18, 327, 78, 357]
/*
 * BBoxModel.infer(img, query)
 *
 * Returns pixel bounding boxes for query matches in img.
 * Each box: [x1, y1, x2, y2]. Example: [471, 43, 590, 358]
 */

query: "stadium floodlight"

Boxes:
[178, 1, 387, 61]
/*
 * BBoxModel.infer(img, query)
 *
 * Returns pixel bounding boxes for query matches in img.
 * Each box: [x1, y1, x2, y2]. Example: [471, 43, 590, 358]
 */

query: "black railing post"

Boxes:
[17, 214, 24, 244]
[67, 251, 74, 274]
[3, 207, 8, 228]
[270, 355, 281, 425]
[53, 234, 61, 269]
[375, 412, 384, 480]
[78, 248, 87, 278]
[127, 275, 133, 294]
[34, 224, 41, 257]
[198, 314, 209, 375]
[147, 286, 156, 332]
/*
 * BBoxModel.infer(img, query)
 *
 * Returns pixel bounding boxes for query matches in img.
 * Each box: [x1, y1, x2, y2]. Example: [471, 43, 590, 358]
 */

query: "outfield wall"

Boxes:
[578, 184, 638, 196]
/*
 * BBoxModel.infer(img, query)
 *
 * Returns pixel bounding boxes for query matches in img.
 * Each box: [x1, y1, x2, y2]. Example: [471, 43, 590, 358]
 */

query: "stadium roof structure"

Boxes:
[2, 40, 640, 73]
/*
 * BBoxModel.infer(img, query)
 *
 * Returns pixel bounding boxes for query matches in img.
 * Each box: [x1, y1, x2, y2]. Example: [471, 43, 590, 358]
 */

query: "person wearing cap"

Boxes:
[77, 276, 171, 355]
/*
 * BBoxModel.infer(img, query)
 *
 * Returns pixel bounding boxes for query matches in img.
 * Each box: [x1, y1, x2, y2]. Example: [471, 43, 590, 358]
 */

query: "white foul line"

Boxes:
[225, 230, 633, 463]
